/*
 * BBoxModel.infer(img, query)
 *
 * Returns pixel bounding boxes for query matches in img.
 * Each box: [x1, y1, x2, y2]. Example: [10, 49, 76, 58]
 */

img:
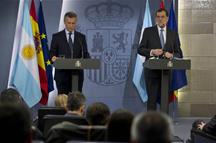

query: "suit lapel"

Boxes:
[61, 30, 73, 58]
[74, 31, 77, 48]
[61, 30, 70, 48]
[74, 31, 81, 58]
[153, 26, 162, 48]
[164, 28, 171, 50]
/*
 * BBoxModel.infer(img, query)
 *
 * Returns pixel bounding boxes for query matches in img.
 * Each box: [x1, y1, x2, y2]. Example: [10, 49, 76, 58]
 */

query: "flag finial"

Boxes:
[160, 0, 165, 9]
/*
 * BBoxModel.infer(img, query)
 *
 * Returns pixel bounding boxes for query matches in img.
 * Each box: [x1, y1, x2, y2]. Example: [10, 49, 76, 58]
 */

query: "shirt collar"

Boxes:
[157, 25, 167, 32]
[65, 29, 75, 35]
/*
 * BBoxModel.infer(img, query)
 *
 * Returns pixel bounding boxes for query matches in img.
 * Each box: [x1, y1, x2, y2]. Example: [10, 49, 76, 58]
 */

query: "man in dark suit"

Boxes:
[138, 8, 183, 111]
[46, 92, 88, 143]
[50, 11, 90, 94]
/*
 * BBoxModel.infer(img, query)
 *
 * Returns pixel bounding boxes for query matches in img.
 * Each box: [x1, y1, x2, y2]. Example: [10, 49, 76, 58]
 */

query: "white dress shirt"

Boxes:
[65, 29, 74, 43]
[157, 25, 167, 44]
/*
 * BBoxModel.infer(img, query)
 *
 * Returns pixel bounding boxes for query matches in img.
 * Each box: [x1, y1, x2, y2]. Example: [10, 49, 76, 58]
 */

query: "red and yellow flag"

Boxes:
[160, 0, 165, 9]
[30, 0, 48, 105]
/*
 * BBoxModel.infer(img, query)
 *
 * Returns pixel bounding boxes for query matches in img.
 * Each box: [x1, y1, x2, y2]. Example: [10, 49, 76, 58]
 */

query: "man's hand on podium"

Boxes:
[163, 52, 173, 59]
[151, 49, 163, 56]
[51, 56, 58, 62]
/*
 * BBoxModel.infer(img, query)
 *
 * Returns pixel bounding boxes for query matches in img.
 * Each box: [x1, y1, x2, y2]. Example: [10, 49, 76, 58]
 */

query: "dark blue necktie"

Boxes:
[160, 28, 164, 49]
[68, 32, 73, 58]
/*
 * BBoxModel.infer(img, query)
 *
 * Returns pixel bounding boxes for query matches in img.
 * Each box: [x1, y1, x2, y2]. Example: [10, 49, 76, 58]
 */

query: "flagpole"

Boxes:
[172, 0, 180, 125]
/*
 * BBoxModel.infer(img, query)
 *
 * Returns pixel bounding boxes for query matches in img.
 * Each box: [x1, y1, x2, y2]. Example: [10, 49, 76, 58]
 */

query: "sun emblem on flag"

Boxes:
[22, 44, 35, 60]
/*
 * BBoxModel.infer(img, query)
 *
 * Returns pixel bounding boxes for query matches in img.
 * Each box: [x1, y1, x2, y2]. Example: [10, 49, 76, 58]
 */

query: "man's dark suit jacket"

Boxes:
[138, 25, 183, 78]
[138, 25, 183, 110]
[50, 30, 90, 94]
[46, 121, 88, 143]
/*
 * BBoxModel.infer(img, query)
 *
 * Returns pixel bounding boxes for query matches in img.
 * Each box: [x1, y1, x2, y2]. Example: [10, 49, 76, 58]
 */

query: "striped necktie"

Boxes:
[68, 32, 73, 58]
[160, 28, 164, 49]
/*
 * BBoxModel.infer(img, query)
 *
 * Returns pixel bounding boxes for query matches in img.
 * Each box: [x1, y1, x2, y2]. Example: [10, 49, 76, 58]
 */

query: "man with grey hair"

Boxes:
[131, 111, 173, 143]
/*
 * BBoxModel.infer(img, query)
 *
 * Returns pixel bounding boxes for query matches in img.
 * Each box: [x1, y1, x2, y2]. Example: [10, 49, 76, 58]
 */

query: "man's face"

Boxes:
[155, 11, 168, 28]
[64, 17, 77, 32]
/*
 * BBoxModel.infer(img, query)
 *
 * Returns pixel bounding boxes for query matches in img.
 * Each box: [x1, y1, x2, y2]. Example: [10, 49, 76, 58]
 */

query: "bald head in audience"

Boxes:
[131, 111, 173, 143]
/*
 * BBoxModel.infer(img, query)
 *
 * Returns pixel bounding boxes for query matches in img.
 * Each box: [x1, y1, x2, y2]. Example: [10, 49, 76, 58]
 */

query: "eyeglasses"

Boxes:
[156, 15, 166, 19]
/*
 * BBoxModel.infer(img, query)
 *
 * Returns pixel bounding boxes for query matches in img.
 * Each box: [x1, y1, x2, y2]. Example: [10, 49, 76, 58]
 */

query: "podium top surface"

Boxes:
[144, 58, 191, 70]
[53, 58, 100, 69]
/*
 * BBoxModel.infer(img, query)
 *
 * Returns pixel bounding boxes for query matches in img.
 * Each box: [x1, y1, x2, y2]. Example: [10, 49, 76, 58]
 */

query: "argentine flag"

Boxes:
[8, 0, 42, 107]
[133, 0, 152, 103]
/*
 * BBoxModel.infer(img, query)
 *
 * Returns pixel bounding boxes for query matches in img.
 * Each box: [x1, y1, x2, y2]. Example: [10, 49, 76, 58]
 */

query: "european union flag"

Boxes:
[38, 1, 54, 93]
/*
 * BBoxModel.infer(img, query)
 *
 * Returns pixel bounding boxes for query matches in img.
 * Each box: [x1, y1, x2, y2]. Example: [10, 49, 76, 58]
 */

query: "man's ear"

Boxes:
[80, 105, 85, 114]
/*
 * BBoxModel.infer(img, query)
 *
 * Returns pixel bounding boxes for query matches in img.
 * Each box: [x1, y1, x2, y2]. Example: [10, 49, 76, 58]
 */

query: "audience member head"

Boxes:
[86, 102, 110, 125]
[0, 88, 21, 104]
[0, 103, 32, 143]
[67, 91, 86, 116]
[55, 94, 68, 110]
[131, 111, 173, 143]
[107, 108, 134, 142]
[192, 119, 206, 130]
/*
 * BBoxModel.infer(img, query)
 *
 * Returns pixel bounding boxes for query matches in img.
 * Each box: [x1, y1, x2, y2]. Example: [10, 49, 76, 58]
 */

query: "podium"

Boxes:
[144, 58, 191, 114]
[53, 58, 100, 91]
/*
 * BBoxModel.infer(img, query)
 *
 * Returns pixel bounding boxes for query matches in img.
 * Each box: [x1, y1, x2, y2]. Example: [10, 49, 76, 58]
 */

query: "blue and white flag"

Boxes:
[133, 0, 152, 103]
[8, 0, 42, 107]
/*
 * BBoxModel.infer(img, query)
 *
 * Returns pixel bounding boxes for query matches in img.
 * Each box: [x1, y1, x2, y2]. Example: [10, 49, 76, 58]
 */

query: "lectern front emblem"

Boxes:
[167, 60, 173, 68]
[75, 60, 81, 68]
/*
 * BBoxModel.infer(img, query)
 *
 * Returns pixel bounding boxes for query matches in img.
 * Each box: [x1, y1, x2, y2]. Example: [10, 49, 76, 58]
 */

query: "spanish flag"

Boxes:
[30, 0, 48, 105]
[160, 0, 165, 9]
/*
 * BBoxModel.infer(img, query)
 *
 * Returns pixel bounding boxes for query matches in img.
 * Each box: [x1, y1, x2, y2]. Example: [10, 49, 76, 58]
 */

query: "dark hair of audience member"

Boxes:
[0, 88, 21, 103]
[107, 108, 134, 142]
[0, 103, 32, 143]
[86, 102, 110, 125]
[67, 91, 86, 111]
[131, 111, 173, 143]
